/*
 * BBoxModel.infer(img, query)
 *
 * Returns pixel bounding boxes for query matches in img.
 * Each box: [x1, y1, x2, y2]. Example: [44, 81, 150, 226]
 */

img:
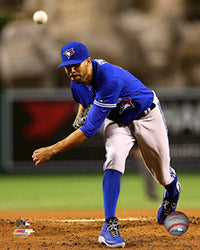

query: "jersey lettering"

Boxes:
[94, 59, 107, 65]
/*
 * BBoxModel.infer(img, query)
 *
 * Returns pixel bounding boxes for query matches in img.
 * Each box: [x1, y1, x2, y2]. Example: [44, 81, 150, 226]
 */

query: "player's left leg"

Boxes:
[99, 172, 125, 248]
[102, 169, 121, 221]
[132, 97, 180, 224]
[98, 119, 134, 248]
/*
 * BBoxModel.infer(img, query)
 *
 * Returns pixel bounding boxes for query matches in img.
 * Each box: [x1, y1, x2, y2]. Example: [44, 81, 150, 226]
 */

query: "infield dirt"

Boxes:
[0, 209, 199, 249]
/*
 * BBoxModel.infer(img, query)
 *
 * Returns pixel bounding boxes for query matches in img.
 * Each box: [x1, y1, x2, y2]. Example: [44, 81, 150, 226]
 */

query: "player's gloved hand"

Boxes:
[73, 104, 92, 129]
[32, 146, 55, 166]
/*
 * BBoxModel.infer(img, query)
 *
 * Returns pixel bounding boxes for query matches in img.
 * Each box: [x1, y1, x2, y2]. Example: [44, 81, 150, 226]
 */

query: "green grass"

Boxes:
[0, 173, 199, 210]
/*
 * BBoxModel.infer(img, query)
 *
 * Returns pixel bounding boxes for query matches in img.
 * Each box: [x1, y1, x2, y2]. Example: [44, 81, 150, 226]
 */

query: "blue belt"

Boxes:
[136, 103, 156, 120]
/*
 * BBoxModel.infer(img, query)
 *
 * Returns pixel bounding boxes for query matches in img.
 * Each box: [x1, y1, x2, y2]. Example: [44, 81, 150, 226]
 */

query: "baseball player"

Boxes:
[32, 42, 181, 248]
[72, 82, 158, 200]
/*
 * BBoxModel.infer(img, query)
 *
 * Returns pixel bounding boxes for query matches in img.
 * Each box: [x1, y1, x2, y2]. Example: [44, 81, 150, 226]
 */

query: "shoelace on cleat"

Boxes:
[162, 199, 177, 216]
[107, 218, 120, 238]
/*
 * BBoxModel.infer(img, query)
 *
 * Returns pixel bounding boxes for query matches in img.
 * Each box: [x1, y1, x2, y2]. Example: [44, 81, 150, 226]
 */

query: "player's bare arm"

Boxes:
[32, 129, 88, 166]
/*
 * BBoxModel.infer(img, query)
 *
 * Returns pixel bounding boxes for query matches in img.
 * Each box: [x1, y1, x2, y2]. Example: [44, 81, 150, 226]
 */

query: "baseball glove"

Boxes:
[73, 104, 92, 129]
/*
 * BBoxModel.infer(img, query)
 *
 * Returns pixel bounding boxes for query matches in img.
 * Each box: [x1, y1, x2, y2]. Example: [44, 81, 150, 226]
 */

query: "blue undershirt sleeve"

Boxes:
[80, 104, 110, 138]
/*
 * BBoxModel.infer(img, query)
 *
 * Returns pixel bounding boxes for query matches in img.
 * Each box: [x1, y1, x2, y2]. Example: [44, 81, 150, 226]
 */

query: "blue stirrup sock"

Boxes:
[164, 175, 178, 199]
[103, 169, 122, 220]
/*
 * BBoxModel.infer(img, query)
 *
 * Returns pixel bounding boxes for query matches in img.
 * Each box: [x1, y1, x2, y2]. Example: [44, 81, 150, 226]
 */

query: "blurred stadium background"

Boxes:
[0, 0, 200, 210]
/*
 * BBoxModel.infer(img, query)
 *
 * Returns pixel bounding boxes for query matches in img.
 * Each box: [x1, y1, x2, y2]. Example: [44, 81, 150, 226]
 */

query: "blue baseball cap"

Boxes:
[58, 42, 90, 68]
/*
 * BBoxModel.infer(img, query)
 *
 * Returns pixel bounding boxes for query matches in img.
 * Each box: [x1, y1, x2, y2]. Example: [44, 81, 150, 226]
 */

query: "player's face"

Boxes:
[64, 58, 92, 84]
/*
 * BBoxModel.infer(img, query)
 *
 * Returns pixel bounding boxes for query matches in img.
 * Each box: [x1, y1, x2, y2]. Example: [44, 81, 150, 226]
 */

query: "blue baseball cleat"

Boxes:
[98, 217, 125, 248]
[157, 182, 181, 224]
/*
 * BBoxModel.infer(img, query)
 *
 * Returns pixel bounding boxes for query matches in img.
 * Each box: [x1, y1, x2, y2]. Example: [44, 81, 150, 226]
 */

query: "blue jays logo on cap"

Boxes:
[63, 48, 75, 59]
[58, 42, 90, 68]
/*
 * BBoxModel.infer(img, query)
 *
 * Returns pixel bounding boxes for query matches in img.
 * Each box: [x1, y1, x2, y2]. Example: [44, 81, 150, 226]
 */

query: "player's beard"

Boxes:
[70, 69, 88, 84]
[70, 74, 82, 83]
[67, 61, 91, 84]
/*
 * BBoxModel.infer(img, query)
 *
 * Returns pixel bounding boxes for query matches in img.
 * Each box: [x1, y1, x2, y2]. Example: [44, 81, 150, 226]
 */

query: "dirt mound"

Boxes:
[0, 210, 199, 249]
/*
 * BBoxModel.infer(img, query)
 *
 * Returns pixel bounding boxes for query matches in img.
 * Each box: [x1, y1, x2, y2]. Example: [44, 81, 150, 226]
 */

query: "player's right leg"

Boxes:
[132, 96, 181, 224]
[157, 179, 181, 224]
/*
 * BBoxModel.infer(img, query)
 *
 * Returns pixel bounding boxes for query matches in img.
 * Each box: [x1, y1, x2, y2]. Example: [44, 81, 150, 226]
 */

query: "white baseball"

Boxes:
[164, 211, 189, 236]
[33, 10, 48, 24]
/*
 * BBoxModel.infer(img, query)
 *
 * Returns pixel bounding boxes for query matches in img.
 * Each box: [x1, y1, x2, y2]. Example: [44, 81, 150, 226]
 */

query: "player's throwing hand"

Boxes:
[32, 146, 54, 166]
